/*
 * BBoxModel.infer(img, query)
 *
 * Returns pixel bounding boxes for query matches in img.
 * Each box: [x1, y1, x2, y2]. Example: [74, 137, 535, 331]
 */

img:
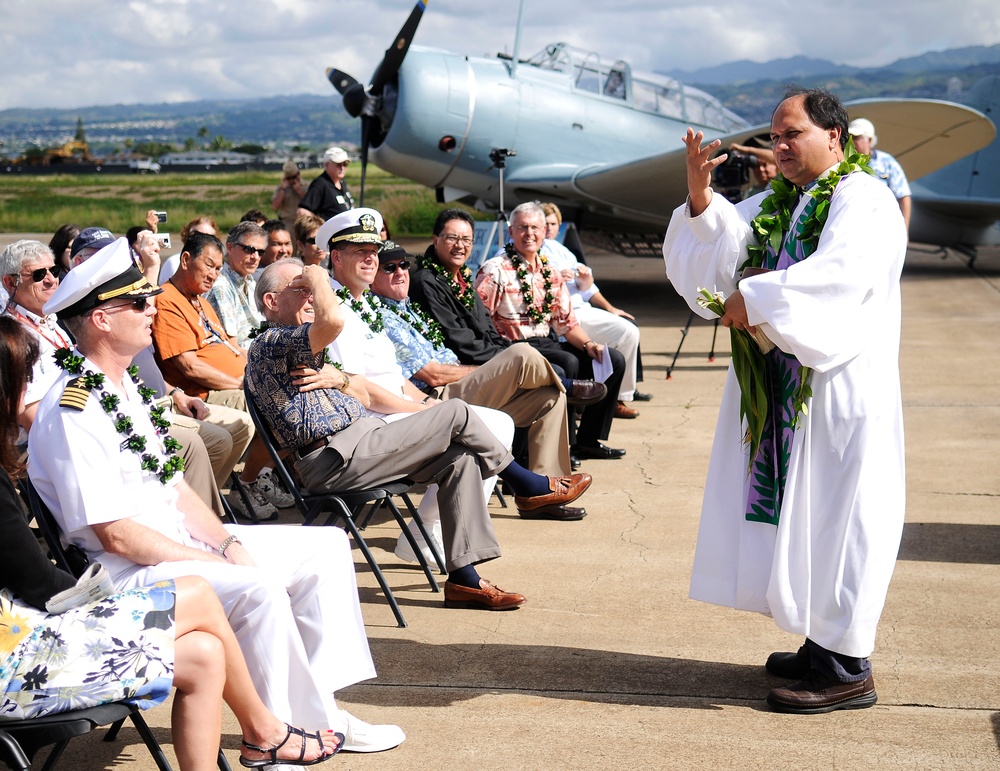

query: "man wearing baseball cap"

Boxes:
[271, 159, 307, 233]
[69, 226, 117, 266]
[848, 118, 912, 230]
[29, 236, 407, 753]
[296, 146, 354, 220]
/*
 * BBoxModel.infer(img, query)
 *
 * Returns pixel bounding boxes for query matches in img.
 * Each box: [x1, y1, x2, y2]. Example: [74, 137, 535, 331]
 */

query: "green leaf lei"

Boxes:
[701, 141, 874, 470]
[418, 252, 477, 311]
[503, 243, 557, 324]
[394, 300, 445, 348]
[336, 287, 385, 333]
[53, 349, 184, 484]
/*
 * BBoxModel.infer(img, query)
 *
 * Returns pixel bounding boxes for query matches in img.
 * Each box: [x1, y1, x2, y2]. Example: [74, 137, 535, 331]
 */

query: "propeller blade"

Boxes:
[369, 0, 426, 95]
[327, 68, 359, 95]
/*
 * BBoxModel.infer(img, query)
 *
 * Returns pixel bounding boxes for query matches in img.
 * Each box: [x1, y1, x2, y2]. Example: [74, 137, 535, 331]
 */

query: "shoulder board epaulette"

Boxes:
[59, 376, 92, 412]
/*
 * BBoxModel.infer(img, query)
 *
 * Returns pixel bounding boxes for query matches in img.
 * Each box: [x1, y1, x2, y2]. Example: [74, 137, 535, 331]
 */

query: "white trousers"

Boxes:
[575, 304, 641, 401]
[120, 524, 374, 731]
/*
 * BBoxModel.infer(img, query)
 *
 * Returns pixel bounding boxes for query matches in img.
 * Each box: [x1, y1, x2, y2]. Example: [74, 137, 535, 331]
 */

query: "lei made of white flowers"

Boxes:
[503, 243, 557, 324]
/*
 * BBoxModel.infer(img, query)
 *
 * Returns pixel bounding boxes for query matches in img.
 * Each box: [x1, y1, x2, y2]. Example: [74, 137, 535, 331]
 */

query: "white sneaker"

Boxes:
[227, 489, 277, 521]
[336, 709, 405, 753]
[394, 518, 444, 565]
[251, 469, 296, 509]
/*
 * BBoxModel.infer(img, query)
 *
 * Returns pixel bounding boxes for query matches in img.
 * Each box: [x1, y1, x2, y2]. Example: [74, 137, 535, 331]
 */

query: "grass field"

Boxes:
[0, 166, 477, 238]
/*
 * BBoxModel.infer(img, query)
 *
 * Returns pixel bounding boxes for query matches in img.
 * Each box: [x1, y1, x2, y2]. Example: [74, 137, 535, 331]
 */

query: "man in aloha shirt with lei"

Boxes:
[475, 202, 627, 461]
[662, 87, 907, 715]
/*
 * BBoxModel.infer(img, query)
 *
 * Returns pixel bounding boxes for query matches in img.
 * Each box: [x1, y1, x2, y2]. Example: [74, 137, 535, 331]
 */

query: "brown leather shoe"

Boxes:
[766, 672, 877, 714]
[518, 504, 587, 521]
[513, 473, 592, 511]
[614, 400, 640, 419]
[443, 579, 526, 610]
[566, 380, 607, 406]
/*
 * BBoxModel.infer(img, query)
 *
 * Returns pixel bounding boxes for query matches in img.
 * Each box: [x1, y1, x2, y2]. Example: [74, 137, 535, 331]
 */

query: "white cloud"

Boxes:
[0, 0, 997, 110]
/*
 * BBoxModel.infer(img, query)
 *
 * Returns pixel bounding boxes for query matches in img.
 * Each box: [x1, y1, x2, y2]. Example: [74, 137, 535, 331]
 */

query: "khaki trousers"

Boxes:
[440, 344, 571, 475]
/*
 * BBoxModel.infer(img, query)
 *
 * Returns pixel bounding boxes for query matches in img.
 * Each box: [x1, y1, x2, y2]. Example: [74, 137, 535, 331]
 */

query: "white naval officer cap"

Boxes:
[44, 238, 162, 319]
[315, 208, 385, 252]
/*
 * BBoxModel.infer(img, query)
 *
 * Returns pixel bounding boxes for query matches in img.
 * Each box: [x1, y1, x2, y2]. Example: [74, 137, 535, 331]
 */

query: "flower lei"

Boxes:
[503, 243, 557, 324]
[702, 141, 874, 469]
[336, 287, 385, 333]
[393, 300, 445, 348]
[418, 252, 477, 311]
[53, 349, 184, 484]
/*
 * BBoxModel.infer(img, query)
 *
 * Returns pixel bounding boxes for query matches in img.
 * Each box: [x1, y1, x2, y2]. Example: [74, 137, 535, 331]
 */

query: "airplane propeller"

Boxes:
[325, 0, 427, 205]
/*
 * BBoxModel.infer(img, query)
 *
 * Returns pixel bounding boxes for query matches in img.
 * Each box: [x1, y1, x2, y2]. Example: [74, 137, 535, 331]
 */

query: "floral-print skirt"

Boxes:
[0, 580, 176, 720]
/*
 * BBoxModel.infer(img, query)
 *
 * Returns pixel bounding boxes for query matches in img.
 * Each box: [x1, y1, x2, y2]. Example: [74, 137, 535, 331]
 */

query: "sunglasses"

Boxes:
[237, 243, 266, 257]
[381, 260, 411, 274]
[95, 297, 151, 315]
[301, 237, 317, 246]
[17, 266, 60, 282]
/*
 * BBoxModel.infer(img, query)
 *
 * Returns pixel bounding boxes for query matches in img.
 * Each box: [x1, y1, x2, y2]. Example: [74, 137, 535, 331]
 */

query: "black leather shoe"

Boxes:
[518, 504, 587, 521]
[570, 455, 581, 471]
[572, 442, 626, 460]
[765, 645, 811, 679]
[766, 672, 877, 714]
[632, 391, 654, 402]
[566, 380, 607, 406]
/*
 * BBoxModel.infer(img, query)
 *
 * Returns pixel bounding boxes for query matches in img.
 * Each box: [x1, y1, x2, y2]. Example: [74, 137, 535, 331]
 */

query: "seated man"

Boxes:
[249, 237, 592, 609]
[29, 238, 406, 752]
[321, 208, 591, 532]
[476, 203, 627, 460]
[540, 202, 647, 419]
[372, 240, 578, 491]
[151, 231, 291, 517]
[205, 221, 267, 349]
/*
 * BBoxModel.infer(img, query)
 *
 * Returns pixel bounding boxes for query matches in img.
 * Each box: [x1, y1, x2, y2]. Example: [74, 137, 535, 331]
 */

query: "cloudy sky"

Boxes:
[2, 0, 999, 111]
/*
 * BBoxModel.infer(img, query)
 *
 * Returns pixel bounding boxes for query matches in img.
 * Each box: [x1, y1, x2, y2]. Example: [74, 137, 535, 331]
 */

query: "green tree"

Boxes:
[207, 135, 233, 151]
[74, 116, 86, 143]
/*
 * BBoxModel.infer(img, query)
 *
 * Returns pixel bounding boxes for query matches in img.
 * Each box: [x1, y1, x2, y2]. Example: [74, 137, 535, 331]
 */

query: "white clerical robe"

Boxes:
[662, 171, 907, 657]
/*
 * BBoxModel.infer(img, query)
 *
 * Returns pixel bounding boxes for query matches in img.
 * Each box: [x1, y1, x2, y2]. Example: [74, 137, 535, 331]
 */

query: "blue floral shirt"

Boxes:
[378, 298, 459, 392]
[246, 323, 366, 451]
[869, 150, 911, 200]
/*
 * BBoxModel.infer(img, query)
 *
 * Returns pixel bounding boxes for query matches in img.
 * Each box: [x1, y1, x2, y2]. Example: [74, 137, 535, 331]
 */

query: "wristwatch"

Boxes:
[218, 534, 242, 556]
[338, 373, 351, 391]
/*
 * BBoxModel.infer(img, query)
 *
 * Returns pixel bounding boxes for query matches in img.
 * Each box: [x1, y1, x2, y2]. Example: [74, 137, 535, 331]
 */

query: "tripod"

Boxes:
[489, 147, 516, 253]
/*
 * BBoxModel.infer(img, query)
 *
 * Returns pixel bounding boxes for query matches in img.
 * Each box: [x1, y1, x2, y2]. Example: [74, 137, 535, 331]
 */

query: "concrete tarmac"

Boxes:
[4, 234, 998, 770]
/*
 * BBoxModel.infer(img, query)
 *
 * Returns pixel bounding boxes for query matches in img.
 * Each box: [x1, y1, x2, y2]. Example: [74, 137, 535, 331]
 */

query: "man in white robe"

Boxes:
[662, 87, 907, 714]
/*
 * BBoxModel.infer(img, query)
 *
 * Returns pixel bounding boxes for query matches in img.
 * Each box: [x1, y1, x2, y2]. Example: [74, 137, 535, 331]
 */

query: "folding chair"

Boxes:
[243, 386, 443, 628]
[19, 480, 231, 771]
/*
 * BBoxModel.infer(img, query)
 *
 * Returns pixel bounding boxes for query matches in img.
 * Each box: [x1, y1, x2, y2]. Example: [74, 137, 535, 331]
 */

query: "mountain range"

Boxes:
[2, 44, 999, 158]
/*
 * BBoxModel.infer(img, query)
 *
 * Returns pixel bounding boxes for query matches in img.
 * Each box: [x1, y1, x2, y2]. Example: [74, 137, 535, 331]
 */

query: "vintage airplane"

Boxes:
[328, 1, 998, 254]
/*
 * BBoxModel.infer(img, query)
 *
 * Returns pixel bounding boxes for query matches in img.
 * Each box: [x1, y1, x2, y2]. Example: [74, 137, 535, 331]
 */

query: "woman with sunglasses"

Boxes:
[0, 240, 71, 431]
[0, 316, 342, 770]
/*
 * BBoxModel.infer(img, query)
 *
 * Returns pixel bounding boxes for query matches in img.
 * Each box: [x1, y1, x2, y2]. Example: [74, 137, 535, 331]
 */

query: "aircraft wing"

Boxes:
[562, 99, 995, 223]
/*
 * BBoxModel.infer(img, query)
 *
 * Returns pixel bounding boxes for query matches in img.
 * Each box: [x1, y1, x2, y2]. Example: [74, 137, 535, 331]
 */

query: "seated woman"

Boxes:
[0, 317, 341, 771]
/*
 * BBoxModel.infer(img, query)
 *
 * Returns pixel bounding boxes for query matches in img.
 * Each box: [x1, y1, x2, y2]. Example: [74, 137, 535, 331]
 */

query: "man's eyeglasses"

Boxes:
[237, 243, 266, 257]
[381, 260, 411, 274]
[16, 266, 60, 282]
[440, 235, 473, 247]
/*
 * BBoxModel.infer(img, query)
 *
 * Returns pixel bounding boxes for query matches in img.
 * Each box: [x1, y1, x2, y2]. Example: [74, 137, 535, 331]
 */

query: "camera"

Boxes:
[155, 211, 168, 224]
[712, 151, 754, 203]
[155, 233, 171, 249]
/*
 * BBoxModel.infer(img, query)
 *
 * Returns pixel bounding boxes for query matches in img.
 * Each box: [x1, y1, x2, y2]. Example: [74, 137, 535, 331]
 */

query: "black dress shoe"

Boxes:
[572, 442, 626, 460]
[566, 380, 607, 406]
[632, 391, 654, 402]
[570, 455, 581, 471]
[766, 672, 877, 714]
[518, 504, 587, 521]
[765, 645, 811, 679]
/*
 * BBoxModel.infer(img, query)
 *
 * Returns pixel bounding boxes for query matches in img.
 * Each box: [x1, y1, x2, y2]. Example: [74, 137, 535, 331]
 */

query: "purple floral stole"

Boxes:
[743, 196, 819, 526]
